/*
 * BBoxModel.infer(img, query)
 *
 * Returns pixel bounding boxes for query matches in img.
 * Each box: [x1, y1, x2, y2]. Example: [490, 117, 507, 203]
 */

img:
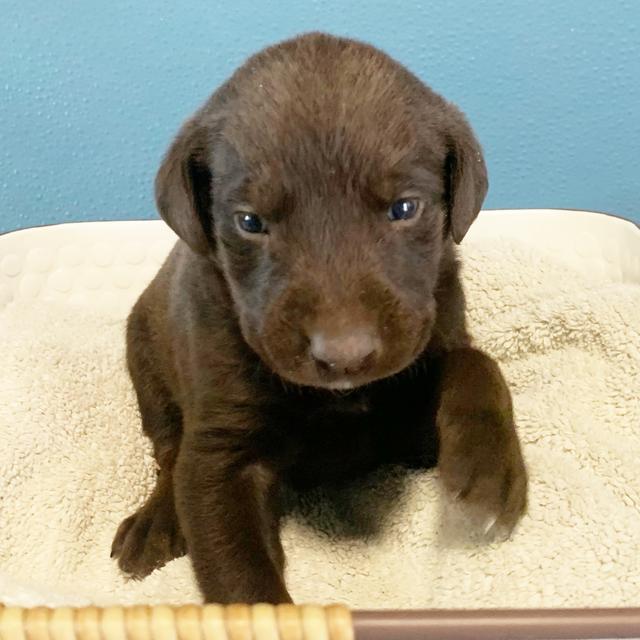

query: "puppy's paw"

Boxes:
[439, 416, 528, 542]
[111, 494, 187, 579]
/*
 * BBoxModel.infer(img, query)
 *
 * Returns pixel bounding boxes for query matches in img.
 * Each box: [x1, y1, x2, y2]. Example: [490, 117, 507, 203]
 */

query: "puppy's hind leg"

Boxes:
[111, 306, 186, 578]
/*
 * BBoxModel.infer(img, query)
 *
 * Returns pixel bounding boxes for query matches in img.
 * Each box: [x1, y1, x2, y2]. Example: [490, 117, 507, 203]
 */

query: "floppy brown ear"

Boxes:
[444, 109, 489, 244]
[155, 116, 214, 256]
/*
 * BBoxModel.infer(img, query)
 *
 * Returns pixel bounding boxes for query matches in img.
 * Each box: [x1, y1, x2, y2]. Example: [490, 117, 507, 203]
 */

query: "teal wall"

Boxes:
[1, 0, 639, 232]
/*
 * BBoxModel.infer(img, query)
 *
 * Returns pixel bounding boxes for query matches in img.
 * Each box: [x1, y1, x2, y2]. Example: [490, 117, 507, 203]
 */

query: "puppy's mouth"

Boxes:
[324, 379, 356, 391]
[276, 367, 369, 392]
[265, 356, 377, 391]
[273, 357, 412, 392]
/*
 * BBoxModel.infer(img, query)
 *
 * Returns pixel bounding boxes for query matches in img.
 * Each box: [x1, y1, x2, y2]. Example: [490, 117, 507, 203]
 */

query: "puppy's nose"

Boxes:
[309, 329, 381, 377]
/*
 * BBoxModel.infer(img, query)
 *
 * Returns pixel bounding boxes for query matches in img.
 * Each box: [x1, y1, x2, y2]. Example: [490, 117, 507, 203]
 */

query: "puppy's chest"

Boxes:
[320, 391, 373, 415]
[278, 395, 382, 488]
[286, 389, 377, 442]
[266, 380, 438, 490]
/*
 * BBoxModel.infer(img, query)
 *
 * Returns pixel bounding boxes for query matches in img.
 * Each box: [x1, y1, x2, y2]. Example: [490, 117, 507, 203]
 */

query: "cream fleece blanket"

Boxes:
[1, 234, 639, 609]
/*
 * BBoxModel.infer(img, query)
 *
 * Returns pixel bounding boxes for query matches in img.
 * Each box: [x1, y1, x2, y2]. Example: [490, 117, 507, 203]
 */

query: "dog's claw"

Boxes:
[483, 515, 498, 536]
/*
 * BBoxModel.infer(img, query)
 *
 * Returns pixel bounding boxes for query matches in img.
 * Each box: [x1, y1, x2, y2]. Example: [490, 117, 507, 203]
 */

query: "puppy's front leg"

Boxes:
[174, 429, 291, 604]
[436, 348, 527, 538]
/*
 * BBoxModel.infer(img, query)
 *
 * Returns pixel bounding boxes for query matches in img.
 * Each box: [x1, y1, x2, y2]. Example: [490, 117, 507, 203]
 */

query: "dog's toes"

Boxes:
[110, 514, 137, 559]
[442, 449, 528, 543]
[111, 498, 186, 579]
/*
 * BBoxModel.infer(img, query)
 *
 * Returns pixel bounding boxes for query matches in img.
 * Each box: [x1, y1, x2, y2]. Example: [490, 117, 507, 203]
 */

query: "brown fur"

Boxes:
[110, 32, 527, 604]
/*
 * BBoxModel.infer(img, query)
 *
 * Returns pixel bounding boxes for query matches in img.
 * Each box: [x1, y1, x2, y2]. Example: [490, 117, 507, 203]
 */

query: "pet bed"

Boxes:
[1, 209, 639, 638]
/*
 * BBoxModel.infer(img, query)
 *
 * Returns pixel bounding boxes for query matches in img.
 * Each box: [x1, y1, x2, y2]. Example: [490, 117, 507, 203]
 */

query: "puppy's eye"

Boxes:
[388, 198, 422, 222]
[236, 212, 268, 235]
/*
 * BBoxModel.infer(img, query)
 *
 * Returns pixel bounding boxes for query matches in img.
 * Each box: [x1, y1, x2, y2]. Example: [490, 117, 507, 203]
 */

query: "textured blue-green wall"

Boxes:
[1, 0, 639, 232]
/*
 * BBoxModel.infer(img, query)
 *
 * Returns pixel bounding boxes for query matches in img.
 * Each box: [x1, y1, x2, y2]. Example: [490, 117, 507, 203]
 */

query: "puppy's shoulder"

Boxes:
[429, 242, 472, 353]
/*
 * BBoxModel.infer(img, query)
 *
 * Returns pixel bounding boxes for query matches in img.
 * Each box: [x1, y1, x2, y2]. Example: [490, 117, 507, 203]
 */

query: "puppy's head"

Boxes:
[155, 33, 487, 390]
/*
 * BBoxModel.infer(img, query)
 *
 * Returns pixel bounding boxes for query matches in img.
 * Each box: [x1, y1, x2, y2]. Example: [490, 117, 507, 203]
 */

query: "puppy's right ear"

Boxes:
[155, 116, 214, 256]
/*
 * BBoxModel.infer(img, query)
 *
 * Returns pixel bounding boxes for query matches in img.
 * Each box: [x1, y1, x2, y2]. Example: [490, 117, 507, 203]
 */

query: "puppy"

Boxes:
[111, 32, 527, 604]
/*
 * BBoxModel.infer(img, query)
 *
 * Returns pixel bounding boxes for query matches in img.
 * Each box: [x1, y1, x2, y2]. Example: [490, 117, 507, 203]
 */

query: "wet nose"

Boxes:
[309, 329, 381, 377]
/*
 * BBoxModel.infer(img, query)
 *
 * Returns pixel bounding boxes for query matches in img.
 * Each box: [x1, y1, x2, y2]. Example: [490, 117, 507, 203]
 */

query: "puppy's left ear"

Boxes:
[444, 108, 489, 243]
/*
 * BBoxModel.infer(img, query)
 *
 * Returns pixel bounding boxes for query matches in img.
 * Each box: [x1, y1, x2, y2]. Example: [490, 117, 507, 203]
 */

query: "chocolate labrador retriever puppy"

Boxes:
[111, 32, 527, 603]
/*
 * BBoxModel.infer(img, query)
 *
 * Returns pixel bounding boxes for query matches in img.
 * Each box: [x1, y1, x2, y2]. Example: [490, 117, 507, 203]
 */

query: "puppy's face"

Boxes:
[155, 33, 488, 390]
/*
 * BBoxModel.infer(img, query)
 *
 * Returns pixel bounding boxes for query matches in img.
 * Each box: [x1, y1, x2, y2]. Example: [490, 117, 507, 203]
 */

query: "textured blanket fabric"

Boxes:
[1, 238, 639, 608]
